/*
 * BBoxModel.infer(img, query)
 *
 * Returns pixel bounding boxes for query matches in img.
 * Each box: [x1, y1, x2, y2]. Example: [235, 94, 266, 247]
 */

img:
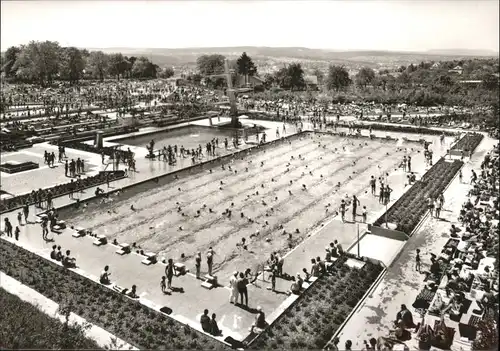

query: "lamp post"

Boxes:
[357, 223, 360, 257]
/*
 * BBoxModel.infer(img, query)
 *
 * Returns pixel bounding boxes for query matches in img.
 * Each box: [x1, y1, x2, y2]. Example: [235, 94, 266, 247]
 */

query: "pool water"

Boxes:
[115, 126, 239, 151]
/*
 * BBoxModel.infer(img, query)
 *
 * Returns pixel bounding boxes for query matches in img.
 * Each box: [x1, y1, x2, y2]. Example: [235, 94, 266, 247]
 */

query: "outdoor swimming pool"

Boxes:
[115, 125, 240, 151]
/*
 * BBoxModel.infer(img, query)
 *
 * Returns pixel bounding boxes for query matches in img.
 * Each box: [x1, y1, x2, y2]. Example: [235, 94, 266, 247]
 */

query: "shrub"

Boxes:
[0, 287, 101, 350]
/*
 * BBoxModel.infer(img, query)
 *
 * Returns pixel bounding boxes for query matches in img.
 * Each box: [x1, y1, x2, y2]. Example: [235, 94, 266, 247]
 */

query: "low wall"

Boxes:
[367, 224, 409, 242]
[0, 161, 39, 174]
[449, 149, 464, 157]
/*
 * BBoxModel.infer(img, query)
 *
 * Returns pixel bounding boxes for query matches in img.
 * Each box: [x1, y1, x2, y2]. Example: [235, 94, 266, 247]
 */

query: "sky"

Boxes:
[1, 0, 499, 52]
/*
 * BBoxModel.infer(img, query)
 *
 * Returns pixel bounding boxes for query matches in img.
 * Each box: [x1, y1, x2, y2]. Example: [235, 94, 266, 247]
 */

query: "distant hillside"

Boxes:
[83, 46, 498, 70]
[426, 49, 499, 57]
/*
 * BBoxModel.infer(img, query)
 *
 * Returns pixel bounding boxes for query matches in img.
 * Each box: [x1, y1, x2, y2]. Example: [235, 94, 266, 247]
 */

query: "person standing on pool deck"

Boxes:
[407, 156, 412, 173]
[434, 198, 442, 219]
[379, 184, 385, 204]
[229, 271, 239, 304]
[370, 176, 376, 195]
[165, 259, 174, 289]
[384, 185, 392, 205]
[207, 247, 215, 276]
[351, 195, 360, 222]
[237, 272, 249, 306]
[23, 202, 29, 223]
[339, 200, 346, 222]
[195, 252, 202, 279]
[427, 197, 434, 217]
[415, 249, 421, 273]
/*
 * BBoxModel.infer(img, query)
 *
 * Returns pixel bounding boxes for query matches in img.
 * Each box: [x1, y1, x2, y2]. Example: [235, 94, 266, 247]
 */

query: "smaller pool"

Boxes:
[114, 126, 238, 150]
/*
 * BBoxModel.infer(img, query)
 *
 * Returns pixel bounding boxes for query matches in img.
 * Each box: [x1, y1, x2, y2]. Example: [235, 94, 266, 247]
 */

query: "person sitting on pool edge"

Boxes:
[250, 306, 267, 334]
[63, 250, 76, 268]
[100, 265, 111, 285]
[127, 285, 139, 298]
[210, 313, 222, 336]
[200, 309, 211, 332]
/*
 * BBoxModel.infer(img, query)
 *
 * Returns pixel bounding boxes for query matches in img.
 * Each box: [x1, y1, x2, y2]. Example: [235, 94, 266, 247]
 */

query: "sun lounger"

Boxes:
[201, 281, 214, 289]
[93, 234, 108, 246]
[173, 262, 186, 276]
[141, 252, 157, 265]
[115, 243, 131, 255]
[35, 214, 48, 223]
[72, 227, 86, 238]
[201, 274, 217, 289]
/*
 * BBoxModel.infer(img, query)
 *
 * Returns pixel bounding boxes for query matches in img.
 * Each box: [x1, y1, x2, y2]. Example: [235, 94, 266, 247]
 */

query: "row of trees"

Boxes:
[1, 41, 175, 86]
[320, 60, 499, 94]
[194, 52, 258, 89]
[194, 52, 310, 91]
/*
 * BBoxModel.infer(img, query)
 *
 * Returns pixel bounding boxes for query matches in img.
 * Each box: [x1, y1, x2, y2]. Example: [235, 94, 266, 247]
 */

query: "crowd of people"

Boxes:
[0, 170, 126, 213]
[359, 146, 499, 350]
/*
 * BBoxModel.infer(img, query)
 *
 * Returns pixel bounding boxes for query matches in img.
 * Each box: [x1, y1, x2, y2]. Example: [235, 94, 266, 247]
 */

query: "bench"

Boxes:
[115, 243, 131, 255]
[93, 234, 108, 246]
[141, 252, 157, 265]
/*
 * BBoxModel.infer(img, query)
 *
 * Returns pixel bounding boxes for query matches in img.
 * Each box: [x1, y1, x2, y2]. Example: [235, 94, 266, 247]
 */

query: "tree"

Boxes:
[263, 73, 275, 88]
[131, 57, 158, 78]
[159, 67, 175, 79]
[13, 41, 61, 85]
[197, 54, 225, 76]
[236, 52, 257, 85]
[355, 67, 375, 89]
[274, 67, 291, 89]
[87, 51, 108, 81]
[406, 63, 417, 74]
[325, 65, 351, 91]
[197, 54, 226, 88]
[2, 46, 21, 77]
[60, 47, 85, 84]
[108, 53, 127, 80]
[436, 74, 453, 87]
[482, 73, 499, 91]
[287, 63, 305, 91]
[397, 71, 411, 87]
[377, 74, 389, 91]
